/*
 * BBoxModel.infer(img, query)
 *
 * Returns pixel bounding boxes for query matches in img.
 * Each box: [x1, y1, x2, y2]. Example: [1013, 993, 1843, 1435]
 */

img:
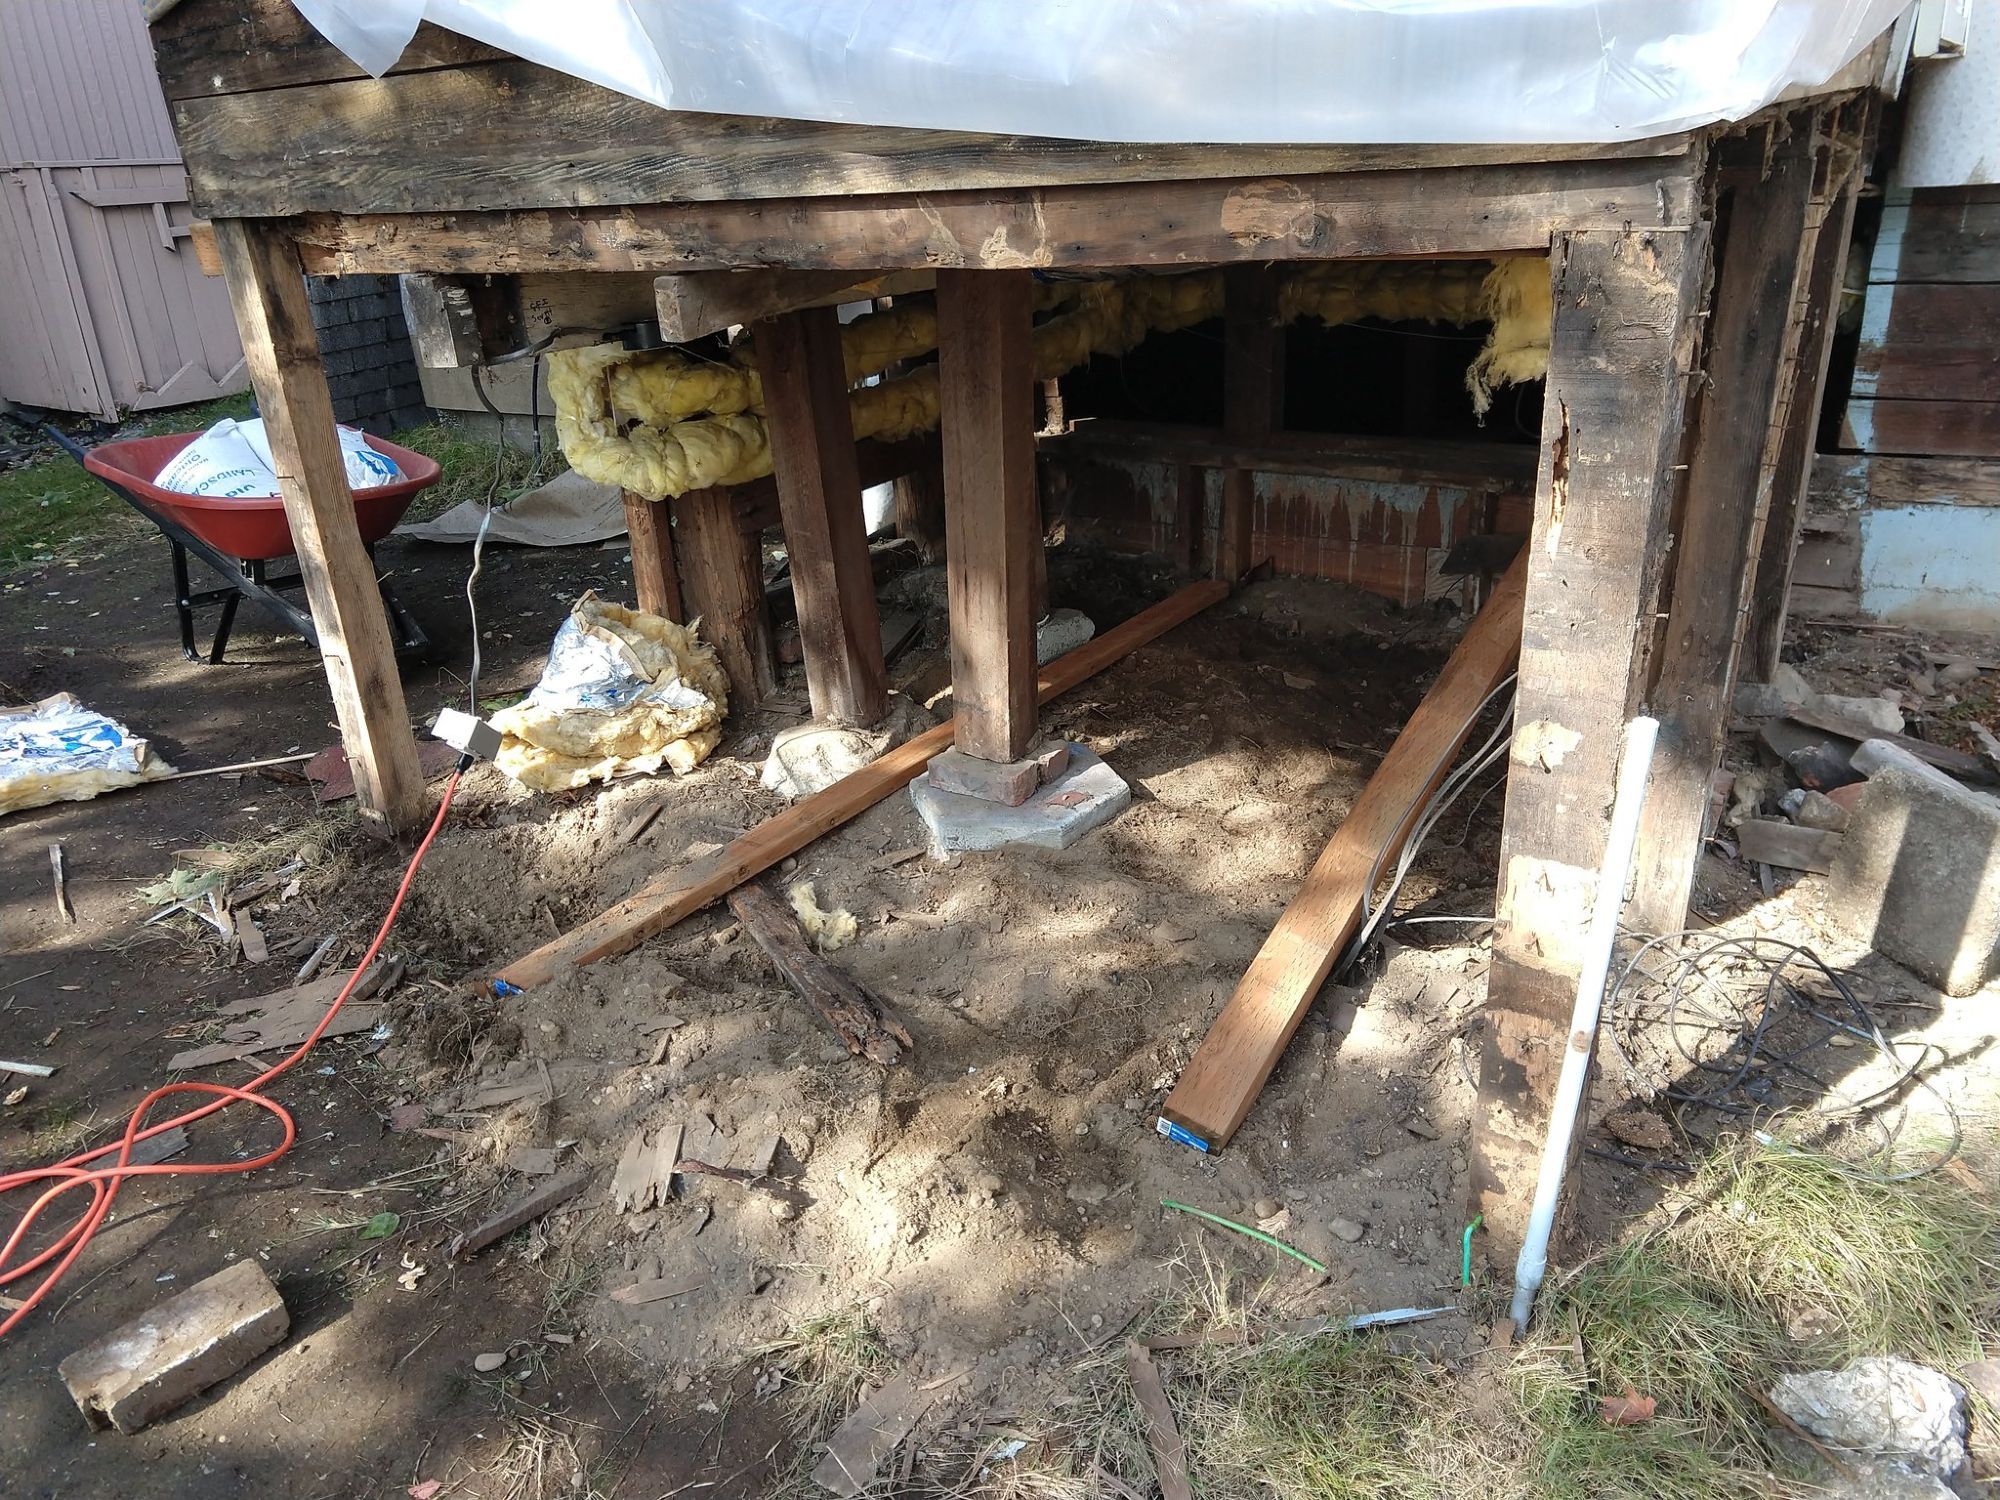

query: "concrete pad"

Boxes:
[911, 741, 1129, 855]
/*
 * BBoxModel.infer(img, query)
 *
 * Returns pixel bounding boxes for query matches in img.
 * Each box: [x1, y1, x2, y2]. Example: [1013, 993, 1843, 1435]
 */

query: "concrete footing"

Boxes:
[910, 741, 1129, 855]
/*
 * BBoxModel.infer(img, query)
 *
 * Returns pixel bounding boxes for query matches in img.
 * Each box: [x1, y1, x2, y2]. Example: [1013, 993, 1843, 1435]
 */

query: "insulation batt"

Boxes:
[489, 593, 730, 791]
[549, 263, 1554, 501]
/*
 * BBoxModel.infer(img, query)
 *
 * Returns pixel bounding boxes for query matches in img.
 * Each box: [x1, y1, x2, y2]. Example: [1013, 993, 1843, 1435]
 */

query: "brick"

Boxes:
[1827, 767, 2000, 997]
[925, 746, 1044, 806]
[58, 1260, 288, 1433]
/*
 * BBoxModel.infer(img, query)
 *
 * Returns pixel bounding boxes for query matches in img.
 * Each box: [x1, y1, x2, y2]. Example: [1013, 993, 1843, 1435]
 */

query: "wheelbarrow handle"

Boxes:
[36, 422, 92, 464]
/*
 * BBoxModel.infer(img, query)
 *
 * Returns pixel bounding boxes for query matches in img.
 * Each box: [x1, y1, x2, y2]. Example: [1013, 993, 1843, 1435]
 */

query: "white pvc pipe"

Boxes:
[1508, 714, 1660, 1330]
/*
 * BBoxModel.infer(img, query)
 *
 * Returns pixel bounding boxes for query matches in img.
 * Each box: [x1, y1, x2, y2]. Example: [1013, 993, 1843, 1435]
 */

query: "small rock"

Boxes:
[769, 1200, 797, 1222]
[1253, 1197, 1281, 1220]
[473, 1352, 507, 1374]
[1122, 1095, 1146, 1113]
[1066, 1183, 1110, 1205]
[973, 1172, 1004, 1201]
[1769, 1356, 1968, 1480]
[1937, 659, 1980, 690]
[1073, 1123, 1090, 1137]
[1795, 789, 1851, 833]
[1329, 1217, 1367, 1244]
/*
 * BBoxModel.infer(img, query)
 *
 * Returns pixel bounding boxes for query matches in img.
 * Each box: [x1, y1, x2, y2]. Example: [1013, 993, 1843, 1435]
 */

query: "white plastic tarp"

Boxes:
[289, 0, 1906, 145]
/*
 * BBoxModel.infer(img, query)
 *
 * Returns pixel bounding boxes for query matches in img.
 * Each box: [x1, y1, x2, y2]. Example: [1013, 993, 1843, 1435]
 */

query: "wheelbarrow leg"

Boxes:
[210, 589, 242, 664]
[170, 540, 200, 663]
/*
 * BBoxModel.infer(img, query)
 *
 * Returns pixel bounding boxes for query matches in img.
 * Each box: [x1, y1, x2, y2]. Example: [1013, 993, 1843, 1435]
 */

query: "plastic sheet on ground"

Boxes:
[489, 593, 728, 791]
[397, 469, 629, 548]
[284, 0, 1904, 145]
[1, 694, 176, 816]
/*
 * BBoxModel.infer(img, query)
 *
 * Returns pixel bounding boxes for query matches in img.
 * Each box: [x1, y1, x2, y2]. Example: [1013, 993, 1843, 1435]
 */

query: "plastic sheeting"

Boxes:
[290, 0, 1903, 145]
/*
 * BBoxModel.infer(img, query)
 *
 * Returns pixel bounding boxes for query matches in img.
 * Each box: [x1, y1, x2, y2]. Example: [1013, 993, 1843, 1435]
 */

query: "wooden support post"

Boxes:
[758, 305, 888, 726]
[623, 490, 682, 620]
[1470, 226, 1709, 1262]
[892, 459, 947, 565]
[1628, 126, 1818, 936]
[671, 485, 775, 705]
[211, 218, 425, 836]
[937, 269, 1039, 764]
[1744, 158, 1864, 680]
[1218, 264, 1284, 584]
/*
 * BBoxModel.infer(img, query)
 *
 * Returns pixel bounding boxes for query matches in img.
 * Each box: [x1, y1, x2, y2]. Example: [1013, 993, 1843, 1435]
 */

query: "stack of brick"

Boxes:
[305, 274, 429, 435]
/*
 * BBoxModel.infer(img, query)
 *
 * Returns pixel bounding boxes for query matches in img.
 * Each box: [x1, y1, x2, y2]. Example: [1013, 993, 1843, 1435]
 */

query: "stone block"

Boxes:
[1827, 768, 2000, 996]
[58, 1260, 289, 1433]
[911, 742, 1128, 854]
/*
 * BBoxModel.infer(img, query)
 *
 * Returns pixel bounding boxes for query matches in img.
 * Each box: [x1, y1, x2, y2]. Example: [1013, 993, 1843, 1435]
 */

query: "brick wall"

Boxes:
[305, 275, 429, 435]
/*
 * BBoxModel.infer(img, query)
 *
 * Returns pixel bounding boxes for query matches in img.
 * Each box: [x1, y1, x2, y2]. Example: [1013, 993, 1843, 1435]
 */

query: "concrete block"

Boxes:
[926, 746, 1044, 806]
[58, 1260, 288, 1433]
[1827, 768, 2000, 997]
[911, 741, 1128, 854]
[1852, 738, 1962, 794]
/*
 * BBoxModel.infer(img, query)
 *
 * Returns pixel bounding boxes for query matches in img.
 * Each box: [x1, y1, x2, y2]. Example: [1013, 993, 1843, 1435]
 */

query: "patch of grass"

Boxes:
[390, 417, 567, 524]
[756, 1305, 893, 1441]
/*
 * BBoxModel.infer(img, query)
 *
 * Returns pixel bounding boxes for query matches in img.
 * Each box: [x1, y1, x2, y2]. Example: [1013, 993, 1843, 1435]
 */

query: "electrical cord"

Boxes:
[0, 770, 464, 1340]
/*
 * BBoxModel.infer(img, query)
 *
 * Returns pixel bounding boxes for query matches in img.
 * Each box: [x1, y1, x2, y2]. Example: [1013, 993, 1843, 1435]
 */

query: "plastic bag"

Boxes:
[153, 417, 401, 498]
[0, 693, 176, 816]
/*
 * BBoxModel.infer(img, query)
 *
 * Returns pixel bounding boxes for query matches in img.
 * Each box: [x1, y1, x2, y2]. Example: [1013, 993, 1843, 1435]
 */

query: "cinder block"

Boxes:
[58, 1260, 289, 1433]
[1827, 767, 2000, 997]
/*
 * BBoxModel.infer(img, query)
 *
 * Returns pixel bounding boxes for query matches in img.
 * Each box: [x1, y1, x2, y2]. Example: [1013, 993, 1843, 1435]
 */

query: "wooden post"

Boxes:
[1218, 264, 1284, 584]
[937, 269, 1039, 764]
[1744, 148, 1865, 681]
[892, 460, 947, 565]
[1628, 125, 1818, 936]
[671, 485, 775, 705]
[757, 305, 888, 726]
[623, 490, 682, 620]
[1469, 226, 1709, 1262]
[211, 218, 425, 836]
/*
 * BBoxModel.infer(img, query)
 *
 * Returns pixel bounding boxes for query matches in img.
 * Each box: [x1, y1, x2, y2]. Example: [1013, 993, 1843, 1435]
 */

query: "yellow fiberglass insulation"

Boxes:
[550, 262, 1555, 500]
[489, 593, 730, 791]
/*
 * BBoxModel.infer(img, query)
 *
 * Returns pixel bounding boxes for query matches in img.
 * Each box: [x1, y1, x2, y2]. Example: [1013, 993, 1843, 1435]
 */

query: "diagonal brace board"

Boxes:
[492, 580, 1228, 991]
[1160, 552, 1527, 1148]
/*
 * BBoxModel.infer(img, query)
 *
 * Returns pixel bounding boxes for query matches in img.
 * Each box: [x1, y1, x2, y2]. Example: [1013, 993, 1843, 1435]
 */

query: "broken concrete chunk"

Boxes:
[1827, 768, 2000, 997]
[1769, 1356, 1967, 1480]
[1793, 789, 1850, 833]
[58, 1260, 288, 1434]
[1851, 738, 1964, 794]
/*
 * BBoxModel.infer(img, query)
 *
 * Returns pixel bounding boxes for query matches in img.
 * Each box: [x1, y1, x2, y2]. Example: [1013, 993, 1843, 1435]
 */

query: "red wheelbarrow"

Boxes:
[44, 425, 440, 665]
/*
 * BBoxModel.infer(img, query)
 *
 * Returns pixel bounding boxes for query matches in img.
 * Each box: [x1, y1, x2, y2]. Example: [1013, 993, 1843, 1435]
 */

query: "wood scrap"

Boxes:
[1124, 1341, 1194, 1500]
[127, 1126, 190, 1167]
[233, 910, 268, 965]
[491, 581, 1228, 991]
[810, 1375, 940, 1497]
[1161, 553, 1527, 1148]
[462, 1076, 552, 1111]
[728, 882, 913, 1064]
[0, 1059, 57, 1078]
[224, 861, 304, 911]
[1734, 819, 1841, 874]
[449, 1168, 590, 1260]
[49, 843, 75, 924]
[611, 1123, 683, 1211]
[167, 963, 394, 1071]
[1786, 703, 1998, 785]
[609, 1275, 705, 1306]
[295, 930, 343, 984]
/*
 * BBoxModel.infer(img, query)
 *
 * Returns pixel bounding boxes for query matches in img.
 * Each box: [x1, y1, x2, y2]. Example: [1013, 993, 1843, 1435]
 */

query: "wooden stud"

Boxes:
[1161, 551, 1527, 1148]
[623, 490, 682, 620]
[937, 270, 1039, 764]
[1629, 122, 1817, 936]
[1745, 163, 1865, 680]
[757, 305, 888, 726]
[892, 458, 947, 565]
[670, 485, 775, 705]
[1469, 225, 1709, 1262]
[211, 218, 425, 836]
[1219, 265, 1284, 583]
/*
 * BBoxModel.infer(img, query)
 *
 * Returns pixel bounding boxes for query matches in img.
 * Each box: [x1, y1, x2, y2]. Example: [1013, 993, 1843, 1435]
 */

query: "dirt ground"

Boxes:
[4, 502, 1997, 1499]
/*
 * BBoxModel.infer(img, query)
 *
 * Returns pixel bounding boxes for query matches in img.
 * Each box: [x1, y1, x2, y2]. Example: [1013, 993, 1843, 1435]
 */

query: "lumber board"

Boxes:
[1629, 118, 1816, 936]
[1159, 552, 1527, 1149]
[1871, 188, 2000, 285]
[1851, 283, 2000, 402]
[1841, 398, 2000, 459]
[1044, 422, 1541, 491]
[624, 490, 682, 621]
[212, 219, 426, 835]
[1809, 452, 2000, 510]
[491, 581, 1228, 990]
[656, 269, 934, 343]
[938, 270, 1041, 764]
[1219, 265, 1285, 584]
[759, 305, 888, 727]
[1470, 225, 1708, 1260]
[726, 883, 913, 1064]
[150, 0, 506, 100]
[286, 155, 1702, 276]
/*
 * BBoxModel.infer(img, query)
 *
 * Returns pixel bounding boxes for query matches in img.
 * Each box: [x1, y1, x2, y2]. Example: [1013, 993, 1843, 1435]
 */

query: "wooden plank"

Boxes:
[1872, 189, 2000, 284]
[1809, 451, 2000, 509]
[1841, 397, 2000, 458]
[1470, 225, 1708, 1261]
[188, 220, 222, 277]
[726, 883, 913, 1064]
[624, 490, 682, 620]
[892, 457, 947, 566]
[656, 269, 934, 342]
[398, 272, 486, 369]
[447, 1169, 591, 1260]
[1852, 283, 2000, 401]
[671, 486, 775, 705]
[938, 270, 1039, 764]
[1219, 265, 1284, 584]
[1735, 819, 1841, 874]
[1745, 166, 1861, 680]
[1629, 121, 1816, 937]
[1159, 552, 1527, 1148]
[286, 155, 1702, 275]
[1125, 1342, 1195, 1500]
[211, 219, 425, 836]
[150, 0, 506, 100]
[758, 305, 888, 726]
[490, 580, 1227, 990]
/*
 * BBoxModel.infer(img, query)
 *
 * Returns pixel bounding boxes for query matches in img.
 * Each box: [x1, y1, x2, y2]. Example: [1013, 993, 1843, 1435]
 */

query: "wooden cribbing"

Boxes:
[491, 580, 1228, 990]
[1160, 552, 1528, 1148]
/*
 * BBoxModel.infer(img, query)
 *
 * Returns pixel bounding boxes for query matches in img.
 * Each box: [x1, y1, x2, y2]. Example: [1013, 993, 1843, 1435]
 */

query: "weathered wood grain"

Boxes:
[623, 490, 682, 621]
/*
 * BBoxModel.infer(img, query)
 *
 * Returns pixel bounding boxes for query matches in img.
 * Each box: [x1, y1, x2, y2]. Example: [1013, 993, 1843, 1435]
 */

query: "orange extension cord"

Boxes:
[0, 769, 462, 1341]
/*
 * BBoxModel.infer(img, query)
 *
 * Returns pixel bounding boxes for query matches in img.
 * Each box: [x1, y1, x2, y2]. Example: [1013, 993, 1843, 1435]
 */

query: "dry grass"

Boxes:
[756, 1305, 894, 1442]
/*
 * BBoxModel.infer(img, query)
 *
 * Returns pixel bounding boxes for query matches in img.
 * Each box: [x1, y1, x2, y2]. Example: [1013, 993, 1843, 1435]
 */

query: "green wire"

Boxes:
[1160, 1199, 1329, 1274]
[1462, 1214, 1483, 1287]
